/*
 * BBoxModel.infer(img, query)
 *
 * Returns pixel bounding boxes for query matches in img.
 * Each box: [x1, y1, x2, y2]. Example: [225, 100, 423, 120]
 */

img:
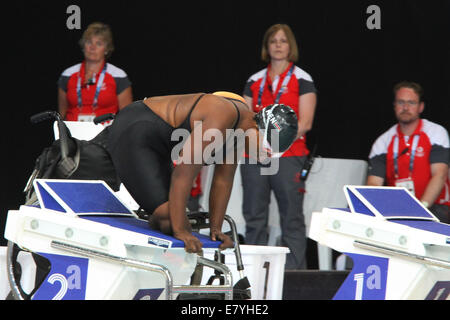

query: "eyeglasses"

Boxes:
[395, 100, 419, 107]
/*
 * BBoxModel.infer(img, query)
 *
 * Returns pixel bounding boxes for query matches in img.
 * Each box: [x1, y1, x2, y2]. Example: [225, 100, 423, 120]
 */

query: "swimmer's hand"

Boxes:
[211, 229, 234, 250]
[174, 231, 203, 253]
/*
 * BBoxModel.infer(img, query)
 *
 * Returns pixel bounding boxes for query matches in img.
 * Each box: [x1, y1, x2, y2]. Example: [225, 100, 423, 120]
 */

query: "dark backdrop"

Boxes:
[1, 0, 449, 245]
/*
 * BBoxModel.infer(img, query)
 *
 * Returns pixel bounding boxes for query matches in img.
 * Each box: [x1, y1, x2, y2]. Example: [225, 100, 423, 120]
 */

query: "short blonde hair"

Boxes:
[79, 22, 114, 59]
[261, 24, 299, 63]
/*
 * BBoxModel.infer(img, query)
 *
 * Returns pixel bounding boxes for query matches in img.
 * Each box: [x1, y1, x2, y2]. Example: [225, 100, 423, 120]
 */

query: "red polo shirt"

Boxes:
[243, 62, 316, 157]
[58, 61, 131, 121]
[369, 119, 450, 206]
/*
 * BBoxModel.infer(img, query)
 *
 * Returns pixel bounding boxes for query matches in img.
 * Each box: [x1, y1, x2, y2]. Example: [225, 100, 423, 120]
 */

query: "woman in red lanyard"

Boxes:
[57, 22, 133, 121]
[241, 23, 317, 270]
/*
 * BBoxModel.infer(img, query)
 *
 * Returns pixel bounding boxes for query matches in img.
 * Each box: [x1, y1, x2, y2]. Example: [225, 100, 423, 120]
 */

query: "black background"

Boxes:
[1, 0, 449, 245]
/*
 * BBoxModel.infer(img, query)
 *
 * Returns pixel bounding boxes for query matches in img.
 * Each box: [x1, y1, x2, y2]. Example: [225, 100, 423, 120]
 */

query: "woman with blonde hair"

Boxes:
[241, 23, 318, 269]
[57, 22, 133, 121]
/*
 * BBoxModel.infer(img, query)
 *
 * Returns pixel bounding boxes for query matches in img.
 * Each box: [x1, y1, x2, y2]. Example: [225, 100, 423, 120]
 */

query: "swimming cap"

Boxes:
[213, 91, 246, 104]
[255, 104, 298, 155]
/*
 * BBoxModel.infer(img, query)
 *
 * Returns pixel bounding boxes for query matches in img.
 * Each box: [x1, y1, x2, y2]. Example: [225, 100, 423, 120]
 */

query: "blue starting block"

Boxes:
[4, 179, 233, 300]
[34, 179, 133, 216]
[345, 186, 439, 220]
[33, 179, 220, 249]
[310, 186, 450, 300]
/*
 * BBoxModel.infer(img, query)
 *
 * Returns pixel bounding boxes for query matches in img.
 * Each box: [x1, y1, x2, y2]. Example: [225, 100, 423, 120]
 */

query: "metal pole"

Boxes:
[172, 256, 233, 300]
[354, 240, 450, 269]
[6, 241, 26, 300]
[51, 240, 174, 299]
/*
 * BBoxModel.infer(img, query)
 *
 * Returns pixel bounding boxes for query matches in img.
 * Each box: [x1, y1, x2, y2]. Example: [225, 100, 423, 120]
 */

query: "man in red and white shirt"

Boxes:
[367, 81, 450, 223]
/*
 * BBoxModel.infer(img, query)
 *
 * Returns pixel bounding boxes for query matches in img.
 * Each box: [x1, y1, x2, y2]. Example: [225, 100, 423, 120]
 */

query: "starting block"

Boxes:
[4, 179, 235, 300]
[309, 186, 450, 300]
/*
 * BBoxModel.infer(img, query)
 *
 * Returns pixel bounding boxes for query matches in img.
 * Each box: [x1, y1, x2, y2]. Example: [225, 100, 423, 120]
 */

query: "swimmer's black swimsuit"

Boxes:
[177, 93, 205, 132]
[107, 94, 241, 214]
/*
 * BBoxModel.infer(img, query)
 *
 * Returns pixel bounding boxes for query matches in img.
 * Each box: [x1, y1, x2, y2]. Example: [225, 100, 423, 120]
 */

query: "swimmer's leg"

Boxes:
[148, 202, 192, 235]
[148, 202, 172, 234]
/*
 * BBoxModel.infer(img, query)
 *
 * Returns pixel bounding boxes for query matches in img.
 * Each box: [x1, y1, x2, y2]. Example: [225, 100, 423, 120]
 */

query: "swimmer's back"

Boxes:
[143, 93, 206, 129]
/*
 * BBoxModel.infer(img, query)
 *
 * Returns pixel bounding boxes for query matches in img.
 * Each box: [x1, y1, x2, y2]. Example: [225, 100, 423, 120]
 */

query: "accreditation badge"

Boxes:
[395, 178, 415, 195]
[78, 113, 96, 122]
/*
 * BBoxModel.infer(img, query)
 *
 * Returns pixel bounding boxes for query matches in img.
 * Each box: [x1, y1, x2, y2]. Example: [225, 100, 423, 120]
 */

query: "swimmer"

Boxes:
[107, 92, 298, 253]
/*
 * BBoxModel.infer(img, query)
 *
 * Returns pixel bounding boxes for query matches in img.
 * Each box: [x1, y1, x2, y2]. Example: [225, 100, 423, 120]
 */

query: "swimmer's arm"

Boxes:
[208, 163, 236, 249]
[169, 103, 227, 228]
[169, 163, 202, 233]
[169, 118, 208, 235]
[169, 163, 204, 252]
[199, 98, 239, 234]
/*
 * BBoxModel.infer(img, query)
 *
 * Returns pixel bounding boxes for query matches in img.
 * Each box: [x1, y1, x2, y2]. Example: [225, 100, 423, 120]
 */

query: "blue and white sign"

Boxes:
[333, 253, 389, 300]
[33, 179, 134, 216]
[32, 253, 89, 300]
[344, 186, 438, 221]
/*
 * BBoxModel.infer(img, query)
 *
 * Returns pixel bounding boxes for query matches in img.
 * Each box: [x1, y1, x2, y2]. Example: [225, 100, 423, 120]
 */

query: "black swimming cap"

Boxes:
[255, 104, 298, 154]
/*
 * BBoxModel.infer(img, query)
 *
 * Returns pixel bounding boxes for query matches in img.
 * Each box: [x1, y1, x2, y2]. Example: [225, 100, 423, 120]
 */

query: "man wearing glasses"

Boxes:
[367, 81, 450, 223]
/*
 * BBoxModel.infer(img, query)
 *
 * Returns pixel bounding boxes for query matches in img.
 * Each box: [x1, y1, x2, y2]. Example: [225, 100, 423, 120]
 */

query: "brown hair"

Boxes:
[79, 22, 114, 59]
[393, 81, 424, 101]
[261, 24, 299, 63]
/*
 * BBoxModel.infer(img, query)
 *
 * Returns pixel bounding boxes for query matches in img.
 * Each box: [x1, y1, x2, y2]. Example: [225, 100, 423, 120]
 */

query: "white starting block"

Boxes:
[3, 179, 235, 300]
[309, 186, 450, 300]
